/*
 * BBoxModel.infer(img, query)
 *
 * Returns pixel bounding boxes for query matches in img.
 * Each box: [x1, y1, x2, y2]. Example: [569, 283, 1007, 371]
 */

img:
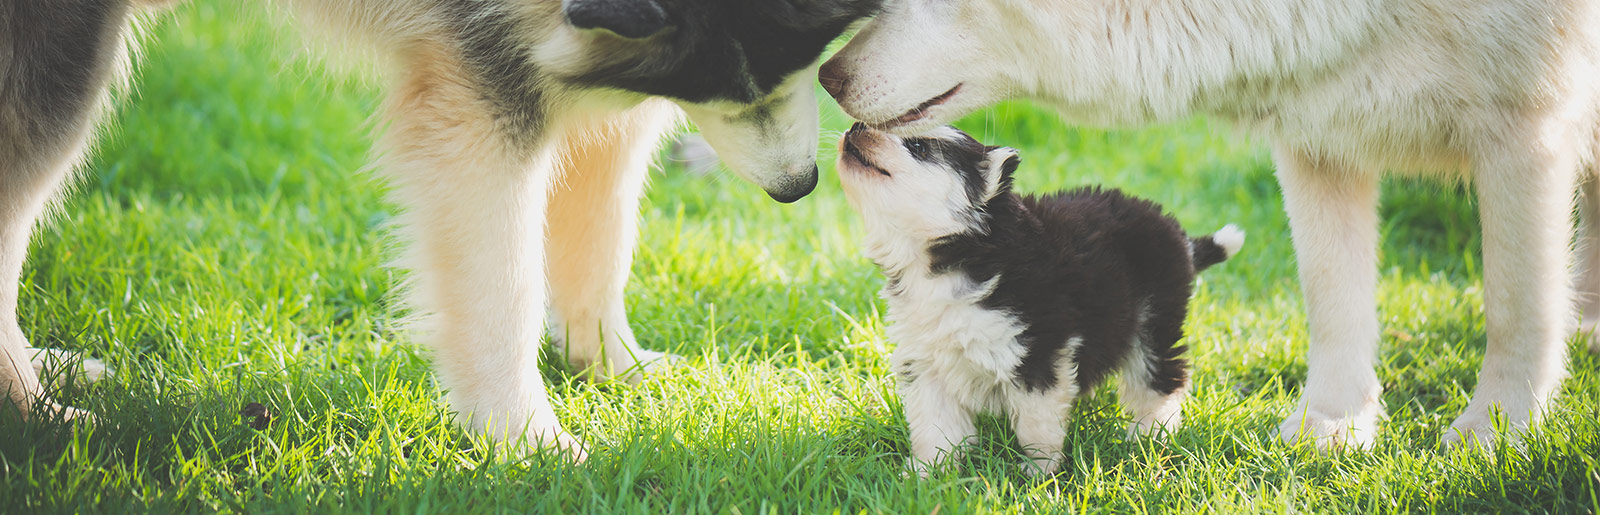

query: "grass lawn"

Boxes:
[3, 2, 1597, 512]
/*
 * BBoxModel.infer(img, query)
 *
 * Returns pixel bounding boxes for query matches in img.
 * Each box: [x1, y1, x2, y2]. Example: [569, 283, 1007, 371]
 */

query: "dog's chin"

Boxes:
[865, 85, 965, 135]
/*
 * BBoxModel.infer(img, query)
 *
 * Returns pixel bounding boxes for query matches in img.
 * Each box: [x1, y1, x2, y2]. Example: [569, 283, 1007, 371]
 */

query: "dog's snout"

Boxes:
[766, 163, 819, 203]
[819, 59, 849, 99]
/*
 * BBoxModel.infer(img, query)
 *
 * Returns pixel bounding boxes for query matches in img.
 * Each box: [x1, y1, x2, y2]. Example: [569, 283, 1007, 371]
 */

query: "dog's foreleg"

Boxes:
[546, 100, 680, 383]
[900, 374, 975, 477]
[379, 47, 581, 459]
[1449, 142, 1580, 448]
[1273, 146, 1383, 451]
[1009, 386, 1075, 478]
[0, 1, 136, 421]
[1574, 172, 1600, 354]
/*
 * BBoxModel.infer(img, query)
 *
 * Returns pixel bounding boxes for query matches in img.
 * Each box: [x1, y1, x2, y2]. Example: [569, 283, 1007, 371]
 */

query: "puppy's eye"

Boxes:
[903, 139, 933, 161]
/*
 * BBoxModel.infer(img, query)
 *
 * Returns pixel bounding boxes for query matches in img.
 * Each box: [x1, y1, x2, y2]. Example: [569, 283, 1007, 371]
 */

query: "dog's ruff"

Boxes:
[823, 0, 1600, 450]
[0, 0, 877, 458]
[837, 125, 1239, 475]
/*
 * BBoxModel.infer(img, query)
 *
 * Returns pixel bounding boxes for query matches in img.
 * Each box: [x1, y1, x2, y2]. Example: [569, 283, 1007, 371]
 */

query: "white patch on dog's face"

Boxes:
[821, 0, 1018, 134]
[679, 70, 821, 203]
[836, 125, 1015, 240]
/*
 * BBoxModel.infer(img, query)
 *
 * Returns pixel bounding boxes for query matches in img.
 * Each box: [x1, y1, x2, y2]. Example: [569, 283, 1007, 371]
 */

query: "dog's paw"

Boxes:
[28, 347, 110, 388]
[522, 425, 590, 463]
[1126, 408, 1183, 438]
[1444, 401, 1533, 451]
[1019, 455, 1063, 479]
[614, 348, 682, 384]
[1582, 318, 1600, 354]
[1276, 404, 1379, 452]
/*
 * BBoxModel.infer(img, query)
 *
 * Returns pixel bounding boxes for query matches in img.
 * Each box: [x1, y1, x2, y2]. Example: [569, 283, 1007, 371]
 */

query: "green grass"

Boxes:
[3, 2, 1597, 512]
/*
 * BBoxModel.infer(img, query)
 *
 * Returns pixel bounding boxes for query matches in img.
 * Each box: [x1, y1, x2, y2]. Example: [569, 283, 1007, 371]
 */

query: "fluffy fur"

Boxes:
[0, 0, 877, 459]
[836, 124, 1240, 475]
[822, 0, 1600, 450]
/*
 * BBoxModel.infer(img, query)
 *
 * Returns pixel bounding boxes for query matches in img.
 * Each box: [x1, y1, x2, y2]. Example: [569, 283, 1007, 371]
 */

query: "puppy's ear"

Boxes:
[979, 146, 1020, 201]
[563, 0, 671, 39]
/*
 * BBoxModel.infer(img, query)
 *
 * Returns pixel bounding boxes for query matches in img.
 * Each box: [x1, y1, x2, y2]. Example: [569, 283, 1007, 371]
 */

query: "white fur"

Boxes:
[1119, 331, 1185, 437]
[1211, 224, 1246, 260]
[828, 0, 1600, 450]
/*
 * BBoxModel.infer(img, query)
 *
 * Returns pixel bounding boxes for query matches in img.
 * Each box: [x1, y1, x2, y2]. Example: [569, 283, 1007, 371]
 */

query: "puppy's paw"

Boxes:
[1126, 408, 1183, 438]
[1276, 403, 1379, 452]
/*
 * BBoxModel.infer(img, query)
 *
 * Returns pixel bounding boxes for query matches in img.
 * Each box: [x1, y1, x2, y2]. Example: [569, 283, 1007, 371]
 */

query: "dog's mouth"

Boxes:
[871, 84, 962, 131]
[841, 136, 891, 178]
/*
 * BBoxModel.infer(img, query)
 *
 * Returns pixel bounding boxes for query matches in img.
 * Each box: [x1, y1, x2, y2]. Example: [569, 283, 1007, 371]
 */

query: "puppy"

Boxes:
[836, 124, 1243, 475]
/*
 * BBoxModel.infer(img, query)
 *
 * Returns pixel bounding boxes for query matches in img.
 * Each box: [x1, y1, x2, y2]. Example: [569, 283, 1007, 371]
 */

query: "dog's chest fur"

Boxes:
[884, 269, 1032, 412]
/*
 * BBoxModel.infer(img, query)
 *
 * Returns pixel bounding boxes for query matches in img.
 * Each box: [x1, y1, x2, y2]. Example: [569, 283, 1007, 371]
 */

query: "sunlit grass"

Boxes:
[1, 1, 1596, 512]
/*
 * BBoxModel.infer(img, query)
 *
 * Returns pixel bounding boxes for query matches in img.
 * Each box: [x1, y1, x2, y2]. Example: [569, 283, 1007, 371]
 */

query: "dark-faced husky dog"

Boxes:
[0, 0, 877, 459]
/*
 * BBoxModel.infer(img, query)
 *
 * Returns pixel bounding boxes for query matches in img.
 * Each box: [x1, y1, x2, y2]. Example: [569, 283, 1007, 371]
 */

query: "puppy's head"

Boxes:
[836, 124, 1019, 239]
[542, 0, 882, 202]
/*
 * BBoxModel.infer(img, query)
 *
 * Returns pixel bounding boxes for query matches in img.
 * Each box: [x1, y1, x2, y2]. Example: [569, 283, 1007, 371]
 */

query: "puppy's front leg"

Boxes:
[379, 52, 580, 459]
[1273, 145, 1384, 451]
[901, 375, 975, 477]
[1009, 386, 1074, 477]
[546, 100, 680, 383]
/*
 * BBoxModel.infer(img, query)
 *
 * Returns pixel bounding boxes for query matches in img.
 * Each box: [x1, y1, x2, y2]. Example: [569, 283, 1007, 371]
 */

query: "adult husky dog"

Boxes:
[0, 0, 875, 459]
[820, 0, 1600, 449]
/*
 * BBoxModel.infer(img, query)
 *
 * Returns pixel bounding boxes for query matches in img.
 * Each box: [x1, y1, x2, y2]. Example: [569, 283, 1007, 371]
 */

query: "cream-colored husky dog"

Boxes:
[821, 0, 1600, 449]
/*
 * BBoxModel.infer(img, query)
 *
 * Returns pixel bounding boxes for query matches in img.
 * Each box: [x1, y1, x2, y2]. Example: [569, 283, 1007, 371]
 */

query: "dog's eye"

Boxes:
[903, 139, 933, 161]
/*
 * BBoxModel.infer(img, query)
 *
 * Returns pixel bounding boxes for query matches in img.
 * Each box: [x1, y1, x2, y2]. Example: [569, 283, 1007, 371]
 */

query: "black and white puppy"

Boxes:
[836, 124, 1243, 475]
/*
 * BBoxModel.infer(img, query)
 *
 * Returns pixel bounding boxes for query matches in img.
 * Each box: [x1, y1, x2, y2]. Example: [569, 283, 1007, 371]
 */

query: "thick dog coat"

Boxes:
[837, 124, 1242, 475]
[0, 0, 877, 458]
[821, 0, 1600, 450]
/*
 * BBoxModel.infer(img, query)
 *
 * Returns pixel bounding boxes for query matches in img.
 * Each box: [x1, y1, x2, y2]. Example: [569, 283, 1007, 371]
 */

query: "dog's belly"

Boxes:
[1213, 4, 1600, 177]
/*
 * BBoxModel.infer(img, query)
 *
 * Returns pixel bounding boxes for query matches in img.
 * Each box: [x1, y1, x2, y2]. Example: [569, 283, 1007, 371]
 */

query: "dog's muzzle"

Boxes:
[766, 164, 819, 203]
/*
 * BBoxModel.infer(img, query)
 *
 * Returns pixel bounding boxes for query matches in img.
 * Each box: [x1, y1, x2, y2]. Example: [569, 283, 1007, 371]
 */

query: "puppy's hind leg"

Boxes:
[546, 100, 681, 383]
[379, 43, 580, 459]
[1273, 146, 1384, 451]
[1449, 136, 1581, 448]
[1120, 299, 1189, 437]
[1, 0, 136, 420]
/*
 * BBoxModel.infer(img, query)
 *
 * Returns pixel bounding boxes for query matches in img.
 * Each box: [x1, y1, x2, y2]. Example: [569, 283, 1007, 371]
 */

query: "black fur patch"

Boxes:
[564, 0, 670, 39]
[923, 131, 1227, 395]
[436, 0, 550, 147]
[567, 0, 881, 104]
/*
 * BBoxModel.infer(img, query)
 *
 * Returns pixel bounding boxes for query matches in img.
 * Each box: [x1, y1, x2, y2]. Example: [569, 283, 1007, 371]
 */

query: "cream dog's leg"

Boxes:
[1448, 139, 1580, 447]
[379, 43, 581, 459]
[1273, 146, 1384, 451]
[545, 100, 680, 382]
[1574, 172, 1600, 354]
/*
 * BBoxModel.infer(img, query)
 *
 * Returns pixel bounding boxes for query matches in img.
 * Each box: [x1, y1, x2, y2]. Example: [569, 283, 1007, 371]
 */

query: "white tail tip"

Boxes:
[1212, 224, 1246, 258]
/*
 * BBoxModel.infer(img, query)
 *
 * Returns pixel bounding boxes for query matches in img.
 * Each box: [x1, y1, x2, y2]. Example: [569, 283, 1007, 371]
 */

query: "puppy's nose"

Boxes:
[819, 59, 849, 99]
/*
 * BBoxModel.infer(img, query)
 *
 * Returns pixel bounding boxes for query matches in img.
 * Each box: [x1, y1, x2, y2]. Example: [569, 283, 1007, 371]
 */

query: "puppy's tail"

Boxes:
[1190, 224, 1245, 272]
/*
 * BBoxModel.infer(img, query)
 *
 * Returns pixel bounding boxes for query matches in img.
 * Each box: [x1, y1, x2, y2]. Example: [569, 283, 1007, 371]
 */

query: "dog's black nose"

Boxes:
[819, 59, 849, 99]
